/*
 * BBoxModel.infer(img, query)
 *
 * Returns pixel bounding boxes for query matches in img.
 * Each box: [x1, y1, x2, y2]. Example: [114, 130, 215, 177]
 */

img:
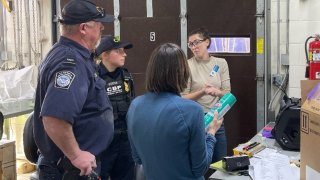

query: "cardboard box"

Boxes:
[300, 80, 320, 104]
[300, 82, 320, 180]
[0, 140, 16, 180]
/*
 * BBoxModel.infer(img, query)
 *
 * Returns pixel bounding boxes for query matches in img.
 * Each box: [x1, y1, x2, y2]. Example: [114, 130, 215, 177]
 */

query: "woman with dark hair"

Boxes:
[127, 43, 223, 180]
[181, 27, 231, 178]
[181, 28, 231, 177]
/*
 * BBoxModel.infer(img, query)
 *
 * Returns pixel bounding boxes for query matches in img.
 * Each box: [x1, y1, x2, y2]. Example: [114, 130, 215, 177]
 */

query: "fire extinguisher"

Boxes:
[305, 34, 320, 80]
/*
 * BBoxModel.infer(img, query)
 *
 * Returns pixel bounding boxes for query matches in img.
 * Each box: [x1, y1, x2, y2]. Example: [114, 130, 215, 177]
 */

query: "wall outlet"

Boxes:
[281, 54, 289, 66]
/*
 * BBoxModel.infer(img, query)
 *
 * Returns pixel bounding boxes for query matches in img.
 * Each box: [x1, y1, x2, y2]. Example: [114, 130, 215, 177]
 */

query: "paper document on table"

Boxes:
[249, 150, 299, 180]
[210, 160, 224, 171]
[306, 165, 320, 180]
[253, 147, 277, 158]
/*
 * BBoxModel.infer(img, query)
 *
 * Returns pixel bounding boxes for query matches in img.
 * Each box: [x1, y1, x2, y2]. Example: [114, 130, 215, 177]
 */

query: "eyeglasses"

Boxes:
[96, 6, 105, 18]
[187, 39, 205, 48]
[113, 48, 126, 55]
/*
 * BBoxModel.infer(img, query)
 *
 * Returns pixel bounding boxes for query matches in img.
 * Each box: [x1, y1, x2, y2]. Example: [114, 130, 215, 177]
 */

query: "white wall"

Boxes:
[288, 0, 320, 97]
[271, 0, 320, 100]
[269, 0, 290, 112]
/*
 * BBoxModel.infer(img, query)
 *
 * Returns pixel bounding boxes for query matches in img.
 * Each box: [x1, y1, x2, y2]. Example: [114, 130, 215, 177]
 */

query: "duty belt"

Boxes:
[114, 129, 127, 135]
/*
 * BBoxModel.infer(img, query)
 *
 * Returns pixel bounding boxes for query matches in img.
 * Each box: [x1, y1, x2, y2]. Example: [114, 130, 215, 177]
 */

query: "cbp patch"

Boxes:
[106, 80, 124, 96]
[54, 71, 75, 89]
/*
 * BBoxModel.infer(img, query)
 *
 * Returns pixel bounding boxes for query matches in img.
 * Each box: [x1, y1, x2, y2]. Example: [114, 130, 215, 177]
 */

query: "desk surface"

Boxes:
[0, 99, 34, 119]
[209, 122, 300, 180]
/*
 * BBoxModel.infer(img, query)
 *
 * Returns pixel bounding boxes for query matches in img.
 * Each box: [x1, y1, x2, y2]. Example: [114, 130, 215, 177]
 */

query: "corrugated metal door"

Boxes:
[118, 0, 181, 95]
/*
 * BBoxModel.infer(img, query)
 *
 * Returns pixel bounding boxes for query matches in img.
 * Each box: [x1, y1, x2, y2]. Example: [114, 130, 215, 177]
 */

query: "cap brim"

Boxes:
[95, 14, 114, 23]
[95, 41, 133, 56]
[112, 42, 133, 50]
[120, 42, 133, 49]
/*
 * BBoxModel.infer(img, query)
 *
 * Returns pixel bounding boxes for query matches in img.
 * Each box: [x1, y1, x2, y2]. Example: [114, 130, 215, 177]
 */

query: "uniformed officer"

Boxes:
[33, 0, 114, 179]
[95, 36, 135, 180]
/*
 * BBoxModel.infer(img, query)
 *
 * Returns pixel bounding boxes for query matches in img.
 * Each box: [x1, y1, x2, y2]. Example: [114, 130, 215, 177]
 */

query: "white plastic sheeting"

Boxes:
[0, 65, 37, 102]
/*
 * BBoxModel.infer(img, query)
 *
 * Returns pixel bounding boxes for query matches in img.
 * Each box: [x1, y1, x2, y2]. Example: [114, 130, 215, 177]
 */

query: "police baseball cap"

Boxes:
[59, 0, 114, 25]
[95, 36, 133, 56]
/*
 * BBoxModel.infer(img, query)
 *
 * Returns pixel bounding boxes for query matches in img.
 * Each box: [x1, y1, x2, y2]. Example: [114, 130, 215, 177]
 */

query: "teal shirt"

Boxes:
[127, 92, 216, 180]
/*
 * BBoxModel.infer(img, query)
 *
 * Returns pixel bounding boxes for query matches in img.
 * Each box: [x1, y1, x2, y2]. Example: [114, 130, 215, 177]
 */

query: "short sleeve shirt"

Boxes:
[181, 56, 231, 113]
[33, 36, 114, 161]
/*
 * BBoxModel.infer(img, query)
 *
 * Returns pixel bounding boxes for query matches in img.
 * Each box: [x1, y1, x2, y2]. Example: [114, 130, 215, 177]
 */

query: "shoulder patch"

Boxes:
[54, 71, 75, 89]
[62, 58, 76, 66]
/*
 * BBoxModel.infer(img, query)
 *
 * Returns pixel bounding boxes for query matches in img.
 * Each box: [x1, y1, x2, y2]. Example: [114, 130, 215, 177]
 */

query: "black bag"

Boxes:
[271, 96, 301, 151]
[222, 155, 250, 172]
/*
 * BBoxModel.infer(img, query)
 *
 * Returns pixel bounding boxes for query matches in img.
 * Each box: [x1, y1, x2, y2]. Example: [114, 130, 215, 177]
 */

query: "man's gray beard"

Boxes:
[95, 37, 102, 49]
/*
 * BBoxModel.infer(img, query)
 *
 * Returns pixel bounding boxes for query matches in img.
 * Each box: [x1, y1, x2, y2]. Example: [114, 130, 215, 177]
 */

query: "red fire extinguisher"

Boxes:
[305, 34, 320, 80]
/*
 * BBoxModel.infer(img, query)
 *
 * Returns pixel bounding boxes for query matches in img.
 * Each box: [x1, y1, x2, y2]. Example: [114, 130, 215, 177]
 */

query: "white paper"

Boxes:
[306, 165, 320, 180]
[249, 150, 299, 180]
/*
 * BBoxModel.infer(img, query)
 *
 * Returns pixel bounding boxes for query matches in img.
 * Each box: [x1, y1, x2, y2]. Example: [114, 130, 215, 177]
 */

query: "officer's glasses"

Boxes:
[187, 39, 205, 48]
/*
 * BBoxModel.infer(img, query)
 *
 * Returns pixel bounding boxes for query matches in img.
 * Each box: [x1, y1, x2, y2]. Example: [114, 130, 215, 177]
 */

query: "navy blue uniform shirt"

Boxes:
[34, 36, 114, 161]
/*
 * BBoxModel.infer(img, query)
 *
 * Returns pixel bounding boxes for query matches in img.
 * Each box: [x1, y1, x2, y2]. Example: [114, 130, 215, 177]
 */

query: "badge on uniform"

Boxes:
[124, 81, 129, 92]
[210, 65, 220, 77]
[54, 71, 75, 89]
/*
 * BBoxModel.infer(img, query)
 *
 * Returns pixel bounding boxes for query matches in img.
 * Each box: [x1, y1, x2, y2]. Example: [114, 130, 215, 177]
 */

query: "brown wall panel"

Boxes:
[153, 1, 180, 17]
[119, 0, 181, 97]
[130, 73, 146, 97]
[121, 18, 180, 91]
[119, 0, 147, 17]
[188, 0, 256, 17]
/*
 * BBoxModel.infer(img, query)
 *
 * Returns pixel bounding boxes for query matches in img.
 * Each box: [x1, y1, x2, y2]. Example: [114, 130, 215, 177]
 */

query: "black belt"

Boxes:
[114, 129, 127, 135]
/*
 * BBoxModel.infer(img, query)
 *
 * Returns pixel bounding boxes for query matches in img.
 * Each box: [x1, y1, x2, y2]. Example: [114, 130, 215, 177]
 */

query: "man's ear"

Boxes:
[79, 23, 86, 34]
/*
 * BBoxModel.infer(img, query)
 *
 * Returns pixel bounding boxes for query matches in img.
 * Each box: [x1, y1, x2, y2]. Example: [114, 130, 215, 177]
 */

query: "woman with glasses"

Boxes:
[181, 27, 231, 179]
[95, 36, 135, 180]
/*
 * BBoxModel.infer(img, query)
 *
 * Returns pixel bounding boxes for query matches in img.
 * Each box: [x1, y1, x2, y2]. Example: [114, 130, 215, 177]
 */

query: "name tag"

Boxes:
[210, 65, 219, 77]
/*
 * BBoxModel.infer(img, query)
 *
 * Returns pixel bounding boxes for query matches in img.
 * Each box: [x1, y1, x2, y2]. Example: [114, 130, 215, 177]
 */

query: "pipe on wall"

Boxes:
[286, 0, 290, 55]
[52, 0, 59, 44]
[276, 0, 280, 74]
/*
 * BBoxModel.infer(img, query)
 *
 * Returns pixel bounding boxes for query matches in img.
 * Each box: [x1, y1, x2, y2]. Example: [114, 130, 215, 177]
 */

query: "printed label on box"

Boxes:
[301, 111, 309, 134]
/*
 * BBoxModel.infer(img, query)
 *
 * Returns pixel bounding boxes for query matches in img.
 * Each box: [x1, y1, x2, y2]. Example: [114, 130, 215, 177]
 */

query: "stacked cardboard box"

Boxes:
[0, 140, 16, 180]
[300, 80, 320, 180]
